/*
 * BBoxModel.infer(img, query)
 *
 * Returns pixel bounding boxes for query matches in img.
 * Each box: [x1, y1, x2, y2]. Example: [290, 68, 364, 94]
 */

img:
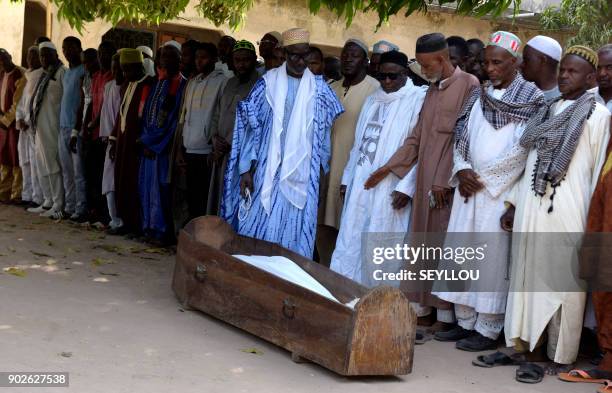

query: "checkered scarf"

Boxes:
[519, 92, 596, 211]
[455, 73, 544, 161]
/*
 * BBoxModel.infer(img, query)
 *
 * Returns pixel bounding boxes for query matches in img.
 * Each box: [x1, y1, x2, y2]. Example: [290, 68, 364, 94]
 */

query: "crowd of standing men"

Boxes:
[0, 26, 611, 387]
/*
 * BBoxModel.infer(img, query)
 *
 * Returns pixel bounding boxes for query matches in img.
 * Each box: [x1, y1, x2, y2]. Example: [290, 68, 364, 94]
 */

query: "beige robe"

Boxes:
[505, 100, 611, 364]
[319, 75, 379, 229]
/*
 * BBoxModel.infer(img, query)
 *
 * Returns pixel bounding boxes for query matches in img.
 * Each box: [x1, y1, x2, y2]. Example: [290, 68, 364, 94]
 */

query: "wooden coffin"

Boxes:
[172, 216, 416, 376]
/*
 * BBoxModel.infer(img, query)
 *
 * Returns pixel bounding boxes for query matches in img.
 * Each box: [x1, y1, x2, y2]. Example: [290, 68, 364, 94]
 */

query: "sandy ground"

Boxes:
[0, 205, 600, 393]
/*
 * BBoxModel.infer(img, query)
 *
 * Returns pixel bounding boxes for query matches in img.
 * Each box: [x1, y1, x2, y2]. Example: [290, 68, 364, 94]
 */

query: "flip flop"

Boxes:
[415, 331, 433, 345]
[472, 351, 518, 368]
[516, 363, 544, 384]
[598, 380, 612, 393]
[558, 369, 609, 384]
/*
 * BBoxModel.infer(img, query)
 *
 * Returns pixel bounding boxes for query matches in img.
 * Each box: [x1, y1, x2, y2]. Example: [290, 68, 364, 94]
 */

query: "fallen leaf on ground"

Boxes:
[99, 271, 119, 276]
[240, 348, 264, 355]
[60, 352, 72, 358]
[143, 248, 170, 255]
[86, 233, 106, 241]
[92, 258, 114, 266]
[93, 244, 123, 254]
[4, 267, 27, 277]
[44, 240, 54, 247]
[93, 277, 109, 282]
[6, 246, 16, 253]
[30, 250, 52, 257]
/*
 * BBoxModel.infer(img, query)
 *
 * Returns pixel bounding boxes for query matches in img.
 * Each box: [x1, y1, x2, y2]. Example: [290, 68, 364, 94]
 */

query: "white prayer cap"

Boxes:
[136, 45, 153, 58]
[162, 40, 182, 51]
[372, 40, 399, 54]
[526, 35, 562, 62]
[345, 38, 369, 57]
[38, 41, 57, 51]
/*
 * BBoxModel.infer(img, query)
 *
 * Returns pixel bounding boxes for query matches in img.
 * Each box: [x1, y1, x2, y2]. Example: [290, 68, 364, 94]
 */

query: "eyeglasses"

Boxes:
[376, 72, 401, 81]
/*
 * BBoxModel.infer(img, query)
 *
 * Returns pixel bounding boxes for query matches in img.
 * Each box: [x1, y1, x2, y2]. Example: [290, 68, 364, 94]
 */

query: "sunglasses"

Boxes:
[376, 72, 402, 81]
[286, 51, 310, 62]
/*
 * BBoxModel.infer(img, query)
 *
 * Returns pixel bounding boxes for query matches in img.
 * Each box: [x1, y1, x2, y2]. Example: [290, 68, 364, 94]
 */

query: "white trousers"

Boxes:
[455, 304, 504, 340]
[19, 131, 42, 205]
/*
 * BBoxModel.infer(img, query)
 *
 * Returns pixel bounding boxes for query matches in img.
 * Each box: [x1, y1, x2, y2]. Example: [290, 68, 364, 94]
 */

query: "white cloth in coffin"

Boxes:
[233, 255, 358, 308]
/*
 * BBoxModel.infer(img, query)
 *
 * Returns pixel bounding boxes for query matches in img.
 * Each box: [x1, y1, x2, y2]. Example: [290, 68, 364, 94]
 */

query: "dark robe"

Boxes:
[111, 77, 153, 233]
[206, 70, 259, 215]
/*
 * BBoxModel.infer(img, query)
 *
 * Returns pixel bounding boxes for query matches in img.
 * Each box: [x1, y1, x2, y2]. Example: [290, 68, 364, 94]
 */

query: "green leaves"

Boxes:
[540, 0, 611, 48]
[10, 0, 519, 32]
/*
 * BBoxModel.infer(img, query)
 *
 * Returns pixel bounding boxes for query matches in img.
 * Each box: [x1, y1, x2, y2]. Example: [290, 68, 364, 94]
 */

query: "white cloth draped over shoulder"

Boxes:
[330, 82, 426, 284]
[261, 64, 316, 213]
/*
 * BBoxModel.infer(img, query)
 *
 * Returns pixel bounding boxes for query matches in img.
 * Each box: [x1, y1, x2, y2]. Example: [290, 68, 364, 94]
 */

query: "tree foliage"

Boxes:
[10, 0, 519, 32]
[539, 0, 611, 49]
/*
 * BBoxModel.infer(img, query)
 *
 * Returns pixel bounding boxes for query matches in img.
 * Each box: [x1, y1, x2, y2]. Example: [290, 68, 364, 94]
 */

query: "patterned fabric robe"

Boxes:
[221, 74, 343, 258]
[139, 75, 186, 238]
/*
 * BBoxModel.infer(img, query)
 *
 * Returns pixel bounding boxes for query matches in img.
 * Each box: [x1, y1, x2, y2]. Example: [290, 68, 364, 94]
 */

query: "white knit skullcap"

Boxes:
[38, 41, 57, 51]
[162, 40, 182, 51]
[526, 35, 562, 62]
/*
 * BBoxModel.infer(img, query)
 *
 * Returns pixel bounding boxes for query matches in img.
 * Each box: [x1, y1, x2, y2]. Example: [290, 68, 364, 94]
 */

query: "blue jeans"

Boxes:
[58, 127, 87, 215]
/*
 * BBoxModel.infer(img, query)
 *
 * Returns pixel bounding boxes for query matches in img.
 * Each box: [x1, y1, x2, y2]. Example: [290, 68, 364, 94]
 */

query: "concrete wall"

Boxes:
[154, 0, 499, 56]
[0, 1, 25, 65]
[1, 0, 567, 63]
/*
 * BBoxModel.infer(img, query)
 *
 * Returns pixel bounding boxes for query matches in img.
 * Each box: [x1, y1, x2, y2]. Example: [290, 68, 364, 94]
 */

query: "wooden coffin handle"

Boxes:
[282, 298, 296, 319]
[194, 264, 207, 283]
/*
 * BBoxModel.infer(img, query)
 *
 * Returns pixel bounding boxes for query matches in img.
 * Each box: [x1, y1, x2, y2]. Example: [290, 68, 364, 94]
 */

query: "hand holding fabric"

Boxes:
[240, 172, 254, 198]
[456, 169, 484, 199]
[430, 185, 451, 209]
[391, 191, 411, 210]
[364, 166, 391, 189]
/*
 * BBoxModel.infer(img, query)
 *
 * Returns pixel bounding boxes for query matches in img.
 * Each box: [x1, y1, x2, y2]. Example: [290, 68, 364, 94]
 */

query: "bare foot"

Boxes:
[545, 362, 574, 376]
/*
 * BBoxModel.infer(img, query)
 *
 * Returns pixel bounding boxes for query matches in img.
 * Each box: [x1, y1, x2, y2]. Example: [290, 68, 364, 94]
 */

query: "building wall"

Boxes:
[0, 1, 25, 65]
[1, 0, 567, 63]
[159, 0, 499, 56]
